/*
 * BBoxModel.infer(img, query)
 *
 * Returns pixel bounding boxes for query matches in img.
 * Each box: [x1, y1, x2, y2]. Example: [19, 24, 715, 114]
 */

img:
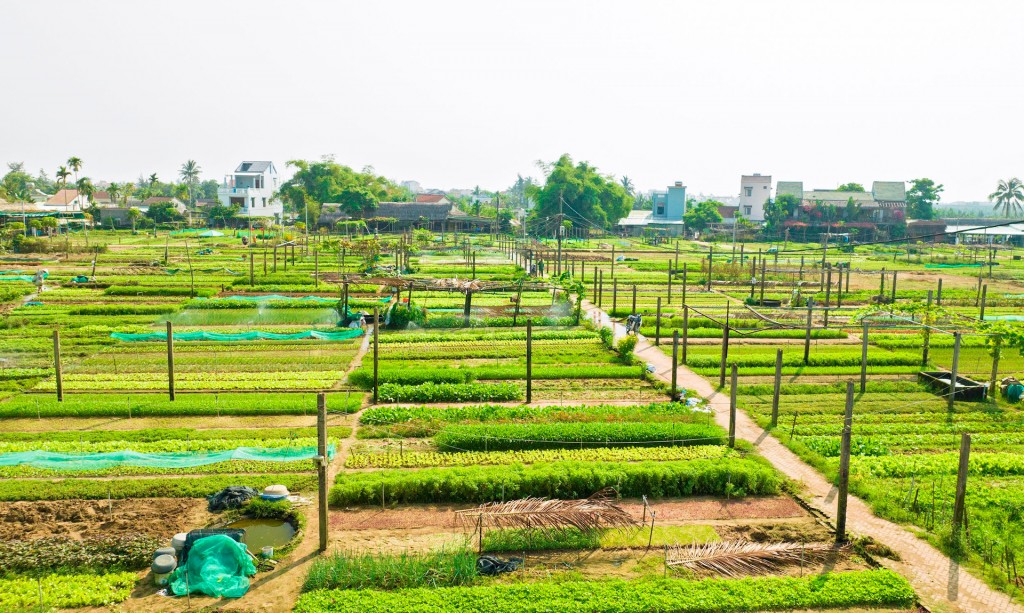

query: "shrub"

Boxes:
[616, 335, 638, 364]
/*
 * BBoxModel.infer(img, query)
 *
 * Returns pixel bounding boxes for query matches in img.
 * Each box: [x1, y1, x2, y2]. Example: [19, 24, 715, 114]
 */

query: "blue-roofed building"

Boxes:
[617, 181, 688, 236]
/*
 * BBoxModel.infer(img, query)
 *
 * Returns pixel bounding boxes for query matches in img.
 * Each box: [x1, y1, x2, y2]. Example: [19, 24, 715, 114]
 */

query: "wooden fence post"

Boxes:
[952, 432, 971, 538]
[923, 290, 933, 366]
[728, 364, 737, 448]
[836, 381, 854, 543]
[803, 306, 812, 365]
[655, 298, 662, 346]
[372, 308, 379, 404]
[860, 320, 869, 393]
[314, 249, 319, 289]
[249, 250, 255, 286]
[890, 270, 897, 302]
[526, 320, 533, 403]
[671, 331, 679, 398]
[681, 306, 689, 365]
[613, 278, 618, 315]
[53, 328, 63, 402]
[682, 268, 687, 305]
[631, 284, 637, 314]
[824, 264, 832, 307]
[317, 392, 328, 552]
[166, 321, 175, 401]
[949, 332, 961, 411]
[719, 325, 730, 388]
[771, 349, 782, 427]
[980, 284, 988, 321]
[759, 256, 766, 303]
[937, 278, 942, 305]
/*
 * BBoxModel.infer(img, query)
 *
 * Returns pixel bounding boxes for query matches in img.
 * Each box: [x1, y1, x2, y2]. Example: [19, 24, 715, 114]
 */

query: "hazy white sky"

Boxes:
[2, 0, 1022, 201]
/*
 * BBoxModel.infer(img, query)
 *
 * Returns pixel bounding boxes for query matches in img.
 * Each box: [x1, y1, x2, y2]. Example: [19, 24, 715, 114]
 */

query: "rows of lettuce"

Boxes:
[739, 382, 1024, 600]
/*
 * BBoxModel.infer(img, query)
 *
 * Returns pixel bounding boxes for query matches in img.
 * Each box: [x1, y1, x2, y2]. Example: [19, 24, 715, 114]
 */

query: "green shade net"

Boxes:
[983, 315, 1024, 322]
[200, 294, 338, 304]
[0, 445, 334, 470]
[111, 329, 363, 342]
[170, 535, 257, 598]
[924, 263, 983, 269]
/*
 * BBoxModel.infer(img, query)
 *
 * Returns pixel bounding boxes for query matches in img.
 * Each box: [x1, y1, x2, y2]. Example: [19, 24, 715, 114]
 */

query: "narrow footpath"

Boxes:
[582, 299, 1022, 613]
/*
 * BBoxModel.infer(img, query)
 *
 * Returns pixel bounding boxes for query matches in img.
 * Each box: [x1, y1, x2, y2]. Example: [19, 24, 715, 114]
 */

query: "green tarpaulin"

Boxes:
[111, 329, 364, 342]
[170, 535, 256, 598]
[0, 445, 335, 470]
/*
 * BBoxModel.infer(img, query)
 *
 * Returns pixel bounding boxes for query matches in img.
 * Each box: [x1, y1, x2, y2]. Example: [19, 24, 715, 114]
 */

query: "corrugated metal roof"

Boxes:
[776, 182, 803, 199]
[235, 161, 273, 173]
[872, 181, 906, 202]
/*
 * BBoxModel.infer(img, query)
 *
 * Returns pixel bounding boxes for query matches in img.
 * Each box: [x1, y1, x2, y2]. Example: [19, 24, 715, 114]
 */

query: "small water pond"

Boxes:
[226, 518, 296, 553]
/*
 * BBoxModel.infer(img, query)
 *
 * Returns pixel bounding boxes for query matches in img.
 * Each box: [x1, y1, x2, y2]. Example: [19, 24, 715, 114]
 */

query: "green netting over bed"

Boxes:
[924, 263, 983, 269]
[110, 329, 364, 342]
[983, 315, 1024, 322]
[200, 294, 338, 304]
[0, 445, 334, 470]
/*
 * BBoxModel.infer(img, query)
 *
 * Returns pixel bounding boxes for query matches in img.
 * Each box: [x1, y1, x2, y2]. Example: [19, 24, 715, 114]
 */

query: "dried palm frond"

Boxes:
[666, 541, 845, 577]
[455, 488, 637, 534]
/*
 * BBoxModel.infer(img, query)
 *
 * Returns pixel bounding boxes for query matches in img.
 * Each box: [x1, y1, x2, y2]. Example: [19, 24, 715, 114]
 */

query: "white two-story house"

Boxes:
[218, 161, 282, 221]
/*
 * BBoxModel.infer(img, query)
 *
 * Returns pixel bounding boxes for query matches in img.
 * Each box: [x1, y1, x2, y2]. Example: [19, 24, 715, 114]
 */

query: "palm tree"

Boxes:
[127, 207, 142, 233]
[56, 166, 71, 211]
[148, 173, 159, 188]
[67, 157, 83, 201]
[180, 160, 201, 206]
[989, 178, 1024, 218]
[120, 183, 134, 206]
[621, 176, 635, 196]
[108, 183, 121, 205]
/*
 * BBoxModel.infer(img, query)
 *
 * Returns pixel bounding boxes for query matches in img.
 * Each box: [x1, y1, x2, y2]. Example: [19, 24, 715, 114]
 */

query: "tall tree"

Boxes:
[989, 178, 1024, 218]
[764, 194, 800, 235]
[906, 178, 943, 220]
[179, 160, 201, 206]
[527, 154, 631, 233]
[278, 159, 404, 224]
[836, 183, 865, 192]
[683, 200, 724, 233]
[107, 183, 121, 205]
[67, 157, 83, 200]
[620, 176, 635, 196]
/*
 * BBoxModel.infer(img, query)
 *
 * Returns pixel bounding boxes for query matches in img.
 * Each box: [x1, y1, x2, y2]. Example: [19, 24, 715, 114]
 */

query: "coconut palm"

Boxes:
[67, 157, 83, 196]
[119, 183, 134, 206]
[148, 173, 159, 188]
[179, 160, 201, 206]
[55, 166, 71, 210]
[108, 183, 121, 205]
[989, 178, 1024, 218]
[127, 207, 142, 232]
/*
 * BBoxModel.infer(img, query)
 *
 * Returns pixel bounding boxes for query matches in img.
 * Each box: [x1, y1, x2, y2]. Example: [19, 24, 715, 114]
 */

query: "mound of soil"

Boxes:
[0, 498, 211, 540]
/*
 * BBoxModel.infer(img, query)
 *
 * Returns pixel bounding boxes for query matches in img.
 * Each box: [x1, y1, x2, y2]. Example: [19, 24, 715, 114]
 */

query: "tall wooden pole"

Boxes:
[719, 325, 730, 388]
[631, 284, 637, 315]
[952, 432, 971, 538]
[771, 349, 782, 427]
[372, 308, 379, 404]
[949, 332, 961, 412]
[526, 319, 533, 403]
[655, 297, 662, 346]
[166, 321, 175, 401]
[803, 306, 813, 365]
[728, 364, 737, 448]
[836, 381, 854, 543]
[671, 331, 679, 398]
[681, 306, 689, 365]
[860, 321, 869, 393]
[922, 290, 933, 366]
[980, 284, 988, 321]
[53, 328, 63, 402]
[314, 249, 319, 289]
[317, 392, 328, 552]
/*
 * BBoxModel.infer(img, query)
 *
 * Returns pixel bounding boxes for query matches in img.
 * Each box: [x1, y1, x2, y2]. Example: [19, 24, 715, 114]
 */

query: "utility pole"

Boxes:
[556, 192, 564, 276]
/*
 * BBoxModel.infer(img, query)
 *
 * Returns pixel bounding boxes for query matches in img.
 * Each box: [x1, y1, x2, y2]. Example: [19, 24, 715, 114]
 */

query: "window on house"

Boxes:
[744, 206, 752, 216]
[262, 198, 267, 208]
[656, 205, 665, 216]
[744, 187, 753, 197]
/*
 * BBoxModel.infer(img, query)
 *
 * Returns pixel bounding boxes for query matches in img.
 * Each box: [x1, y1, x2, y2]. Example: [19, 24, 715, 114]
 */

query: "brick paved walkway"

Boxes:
[583, 300, 1022, 613]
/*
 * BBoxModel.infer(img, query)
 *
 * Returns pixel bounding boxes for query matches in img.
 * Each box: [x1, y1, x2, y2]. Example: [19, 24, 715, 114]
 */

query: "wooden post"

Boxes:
[372, 308, 379, 404]
[613, 278, 618, 314]
[803, 306, 812, 365]
[166, 321, 175, 401]
[526, 319, 533, 403]
[631, 284, 637, 315]
[890, 270, 897, 302]
[463, 291, 472, 327]
[836, 381, 854, 543]
[990, 334, 1001, 399]
[317, 392, 328, 552]
[771, 349, 782, 427]
[314, 249, 319, 289]
[249, 250, 255, 286]
[667, 267, 672, 304]
[836, 265, 843, 308]
[671, 331, 679, 398]
[922, 290, 933, 366]
[728, 364, 737, 448]
[273, 246, 278, 272]
[681, 268, 687, 305]
[759, 256, 766, 303]
[860, 320, 869, 393]
[611, 245, 615, 277]
[949, 332, 961, 411]
[878, 270, 885, 302]
[719, 325, 730, 388]
[952, 432, 971, 537]
[263, 249, 267, 275]
[681, 306, 689, 365]
[936, 279, 943, 306]
[980, 284, 988, 321]
[655, 298, 662, 346]
[598, 270, 604, 308]
[52, 329, 63, 402]
[799, 255, 804, 280]
[824, 264, 832, 307]
[706, 246, 713, 291]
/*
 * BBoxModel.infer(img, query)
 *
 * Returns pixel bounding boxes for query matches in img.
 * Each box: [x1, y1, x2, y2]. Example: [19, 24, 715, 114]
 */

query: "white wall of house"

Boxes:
[218, 162, 283, 220]
[739, 174, 771, 221]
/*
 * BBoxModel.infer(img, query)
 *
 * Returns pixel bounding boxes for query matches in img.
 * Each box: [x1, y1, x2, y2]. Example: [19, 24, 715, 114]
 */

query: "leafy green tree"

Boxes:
[683, 200, 723, 233]
[989, 178, 1024, 218]
[836, 183, 865, 192]
[127, 207, 142, 232]
[906, 178, 943, 220]
[278, 159, 404, 225]
[206, 202, 240, 228]
[146, 201, 184, 223]
[0, 166, 35, 201]
[527, 154, 631, 232]
[763, 194, 799, 234]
